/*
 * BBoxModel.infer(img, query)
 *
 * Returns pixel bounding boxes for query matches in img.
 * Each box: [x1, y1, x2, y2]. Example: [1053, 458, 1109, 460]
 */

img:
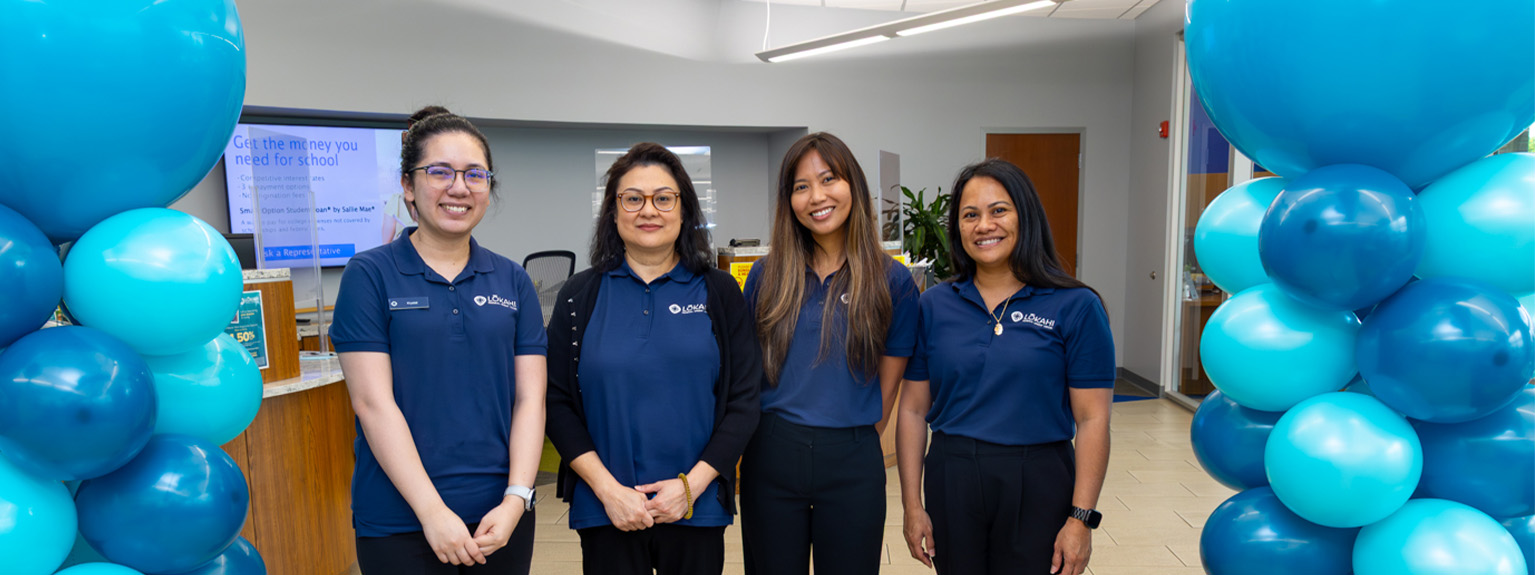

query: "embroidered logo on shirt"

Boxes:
[1013, 311, 1056, 330]
[670, 303, 707, 315]
[474, 294, 518, 310]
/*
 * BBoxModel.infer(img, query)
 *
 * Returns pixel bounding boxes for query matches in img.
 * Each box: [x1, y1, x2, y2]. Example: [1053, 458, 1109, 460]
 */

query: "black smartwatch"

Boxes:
[1069, 506, 1102, 529]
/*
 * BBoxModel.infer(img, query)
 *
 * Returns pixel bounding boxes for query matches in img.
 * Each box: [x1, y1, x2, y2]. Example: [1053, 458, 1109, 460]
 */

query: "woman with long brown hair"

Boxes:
[739, 132, 919, 575]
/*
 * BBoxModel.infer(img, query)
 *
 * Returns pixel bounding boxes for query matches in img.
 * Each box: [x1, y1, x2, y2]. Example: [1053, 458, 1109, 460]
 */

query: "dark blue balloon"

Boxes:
[1259, 164, 1424, 311]
[1191, 390, 1282, 490]
[76, 434, 250, 575]
[1186, 0, 1534, 189]
[0, 203, 62, 349]
[0, 326, 156, 480]
[1200, 487, 1358, 575]
[1413, 387, 1535, 518]
[1358, 277, 1534, 423]
[1500, 514, 1535, 574]
[162, 537, 265, 575]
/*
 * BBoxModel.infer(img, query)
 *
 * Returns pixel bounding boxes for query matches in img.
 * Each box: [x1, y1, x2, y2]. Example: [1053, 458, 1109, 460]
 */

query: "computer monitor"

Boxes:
[224, 233, 258, 270]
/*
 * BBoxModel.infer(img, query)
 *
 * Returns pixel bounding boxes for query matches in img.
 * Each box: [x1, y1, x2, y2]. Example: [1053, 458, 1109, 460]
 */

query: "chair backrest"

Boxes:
[522, 250, 577, 323]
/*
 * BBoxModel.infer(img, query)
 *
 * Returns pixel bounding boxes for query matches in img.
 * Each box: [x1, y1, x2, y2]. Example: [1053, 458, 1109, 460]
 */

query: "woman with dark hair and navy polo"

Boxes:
[545, 142, 761, 575]
[738, 132, 919, 575]
[331, 108, 547, 574]
[896, 158, 1113, 575]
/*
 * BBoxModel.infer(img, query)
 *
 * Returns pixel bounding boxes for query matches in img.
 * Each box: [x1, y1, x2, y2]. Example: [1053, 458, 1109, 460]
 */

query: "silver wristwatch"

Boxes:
[503, 484, 536, 511]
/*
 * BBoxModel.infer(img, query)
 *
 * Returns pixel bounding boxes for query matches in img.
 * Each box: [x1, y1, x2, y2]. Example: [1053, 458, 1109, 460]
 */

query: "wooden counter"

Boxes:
[221, 360, 356, 575]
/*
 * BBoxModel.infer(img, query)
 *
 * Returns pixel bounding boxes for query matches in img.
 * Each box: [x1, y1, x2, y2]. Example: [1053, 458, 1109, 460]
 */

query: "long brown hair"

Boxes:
[754, 133, 892, 386]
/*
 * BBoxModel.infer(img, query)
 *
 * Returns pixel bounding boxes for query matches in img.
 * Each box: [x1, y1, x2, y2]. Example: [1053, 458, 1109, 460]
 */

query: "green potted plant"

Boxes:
[901, 185, 953, 285]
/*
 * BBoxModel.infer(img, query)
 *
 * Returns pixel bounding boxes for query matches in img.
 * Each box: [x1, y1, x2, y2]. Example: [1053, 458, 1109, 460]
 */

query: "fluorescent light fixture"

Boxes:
[897, 0, 1056, 36]
[755, 0, 1061, 63]
[768, 36, 889, 63]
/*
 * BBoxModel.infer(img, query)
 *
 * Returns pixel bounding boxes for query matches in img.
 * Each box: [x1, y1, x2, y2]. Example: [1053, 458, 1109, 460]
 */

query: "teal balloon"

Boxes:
[0, 0, 245, 244]
[1416, 153, 1535, 297]
[1200, 487, 1357, 575]
[1190, 390, 1281, 490]
[63, 209, 242, 357]
[56, 565, 145, 575]
[1500, 514, 1535, 574]
[0, 326, 157, 480]
[1194, 177, 1284, 294]
[1266, 393, 1422, 528]
[1186, 0, 1534, 190]
[1357, 277, 1533, 423]
[1412, 387, 1535, 518]
[1258, 164, 1424, 311]
[1355, 499, 1527, 575]
[1200, 284, 1362, 412]
[161, 537, 265, 575]
[144, 333, 262, 446]
[0, 452, 76, 575]
[0, 203, 62, 349]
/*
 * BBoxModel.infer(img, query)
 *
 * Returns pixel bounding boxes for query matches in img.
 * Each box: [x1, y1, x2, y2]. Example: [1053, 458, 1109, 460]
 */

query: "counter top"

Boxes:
[263, 357, 345, 398]
[242, 268, 291, 282]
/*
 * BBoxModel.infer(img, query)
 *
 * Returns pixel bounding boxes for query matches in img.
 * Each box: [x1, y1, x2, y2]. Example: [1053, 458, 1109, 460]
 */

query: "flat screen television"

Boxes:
[223, 123, 407, 268]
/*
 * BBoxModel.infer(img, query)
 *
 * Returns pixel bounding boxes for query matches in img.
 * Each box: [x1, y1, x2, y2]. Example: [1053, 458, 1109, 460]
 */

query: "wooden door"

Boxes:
[984, 133, 1082, 277]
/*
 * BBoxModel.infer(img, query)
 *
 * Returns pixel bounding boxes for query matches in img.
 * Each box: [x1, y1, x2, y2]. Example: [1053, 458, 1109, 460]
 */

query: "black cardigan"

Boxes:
[545, 266, 763, 514]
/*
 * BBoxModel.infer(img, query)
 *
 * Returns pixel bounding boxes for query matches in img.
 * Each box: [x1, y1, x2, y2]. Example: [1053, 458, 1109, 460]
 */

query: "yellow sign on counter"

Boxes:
[730, 262, 753, 291]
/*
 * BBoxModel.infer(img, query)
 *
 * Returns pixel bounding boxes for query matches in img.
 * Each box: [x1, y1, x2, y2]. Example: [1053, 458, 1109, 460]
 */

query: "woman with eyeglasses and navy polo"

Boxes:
[738, 132, 919, 575]
[545, 142, 762, 575]
[331, 108, 547, 575]
[896, 159, 1114, 575]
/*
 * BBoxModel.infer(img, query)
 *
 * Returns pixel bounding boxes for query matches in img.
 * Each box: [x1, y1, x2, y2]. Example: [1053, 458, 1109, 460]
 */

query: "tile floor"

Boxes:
[525, 397, 1224, 574]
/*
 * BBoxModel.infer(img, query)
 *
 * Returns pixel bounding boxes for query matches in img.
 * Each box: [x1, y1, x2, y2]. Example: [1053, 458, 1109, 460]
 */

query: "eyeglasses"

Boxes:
[408, 165, 494, 192]
[617, 191, 681, 212]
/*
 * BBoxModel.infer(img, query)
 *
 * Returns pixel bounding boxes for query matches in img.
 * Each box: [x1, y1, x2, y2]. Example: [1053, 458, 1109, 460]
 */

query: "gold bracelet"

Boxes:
[678, 473, 693, 520]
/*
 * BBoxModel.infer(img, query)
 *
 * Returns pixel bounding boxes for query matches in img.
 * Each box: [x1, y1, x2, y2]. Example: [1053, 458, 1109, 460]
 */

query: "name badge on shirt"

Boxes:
[389, 297, 429, 310]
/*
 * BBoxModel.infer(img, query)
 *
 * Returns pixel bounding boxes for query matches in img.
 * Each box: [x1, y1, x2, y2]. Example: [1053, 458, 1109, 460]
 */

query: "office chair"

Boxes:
[522, 250, 577, 324]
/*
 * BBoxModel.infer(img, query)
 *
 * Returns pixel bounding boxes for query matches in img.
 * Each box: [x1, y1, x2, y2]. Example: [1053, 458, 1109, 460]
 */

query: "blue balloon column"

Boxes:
[0, 1, 264, 574]
[1187, 0, 1533, 572]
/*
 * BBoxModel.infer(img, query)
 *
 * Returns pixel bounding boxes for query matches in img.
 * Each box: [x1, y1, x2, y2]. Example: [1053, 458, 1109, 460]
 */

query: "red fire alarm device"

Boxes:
[1159, 121, 1170, 139]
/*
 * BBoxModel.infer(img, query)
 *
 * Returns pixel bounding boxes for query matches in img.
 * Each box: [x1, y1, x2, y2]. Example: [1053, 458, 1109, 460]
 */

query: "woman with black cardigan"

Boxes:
[545, 142, 761, 575]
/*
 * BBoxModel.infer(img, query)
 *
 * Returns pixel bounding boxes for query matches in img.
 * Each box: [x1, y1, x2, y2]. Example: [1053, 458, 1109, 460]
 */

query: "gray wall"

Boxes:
[175, 0, 1140, 363]
[1121, 0, 1187, 384]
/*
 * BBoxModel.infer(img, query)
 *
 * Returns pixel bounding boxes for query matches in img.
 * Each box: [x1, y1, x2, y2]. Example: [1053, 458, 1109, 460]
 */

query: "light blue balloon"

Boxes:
[0, 453, 76, 575]
[1416, 153, 1535, 297]
[1266, 392, 1421, 528]
[1186, 0, 1534, 190]
[1355, 499, 1527, 575]
[144, 333, 262, 446]
[1200, 284, 1362, 412]
[63, 209, 242, 357]
[0, 203, 62, 349]
[56, 564, 145, 575]
[0, 0, 245, 244]
[1500, 514, 1535, 574]
[1194, 177, 1284, 294]
[58, 530, 111, 570]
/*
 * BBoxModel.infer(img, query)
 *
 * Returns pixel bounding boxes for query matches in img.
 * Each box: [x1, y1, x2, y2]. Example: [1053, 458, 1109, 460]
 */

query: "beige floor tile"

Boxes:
[1089, 544, 1185, 567]
[526, 398, 1214, 573]
[1089, 566, 1206, 575]
[1168, 542, 1203, 567]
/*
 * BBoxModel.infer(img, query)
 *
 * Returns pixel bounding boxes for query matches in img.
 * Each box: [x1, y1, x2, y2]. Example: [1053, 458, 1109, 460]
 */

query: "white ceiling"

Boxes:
[741, 0, 1162, 20]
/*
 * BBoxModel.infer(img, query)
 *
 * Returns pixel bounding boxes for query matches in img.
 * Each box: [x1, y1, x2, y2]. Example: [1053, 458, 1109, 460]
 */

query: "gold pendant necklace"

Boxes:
[989, 296, 1013, 336]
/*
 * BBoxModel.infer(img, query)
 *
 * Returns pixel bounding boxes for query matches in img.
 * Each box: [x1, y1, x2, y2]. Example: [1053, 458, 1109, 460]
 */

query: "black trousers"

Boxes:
[739, 412, 886, 575]
[577, 524, 726, 575]
[355, 514, 535, 575]
[925, 432, 1075, 575]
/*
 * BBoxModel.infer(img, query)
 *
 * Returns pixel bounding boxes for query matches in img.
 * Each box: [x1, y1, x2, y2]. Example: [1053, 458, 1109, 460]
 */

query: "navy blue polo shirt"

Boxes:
[568, 261, 730, 529]
[329, 228, 548, 537]
[904, 278, 1115, 446]
[743, 257, 919, 428]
